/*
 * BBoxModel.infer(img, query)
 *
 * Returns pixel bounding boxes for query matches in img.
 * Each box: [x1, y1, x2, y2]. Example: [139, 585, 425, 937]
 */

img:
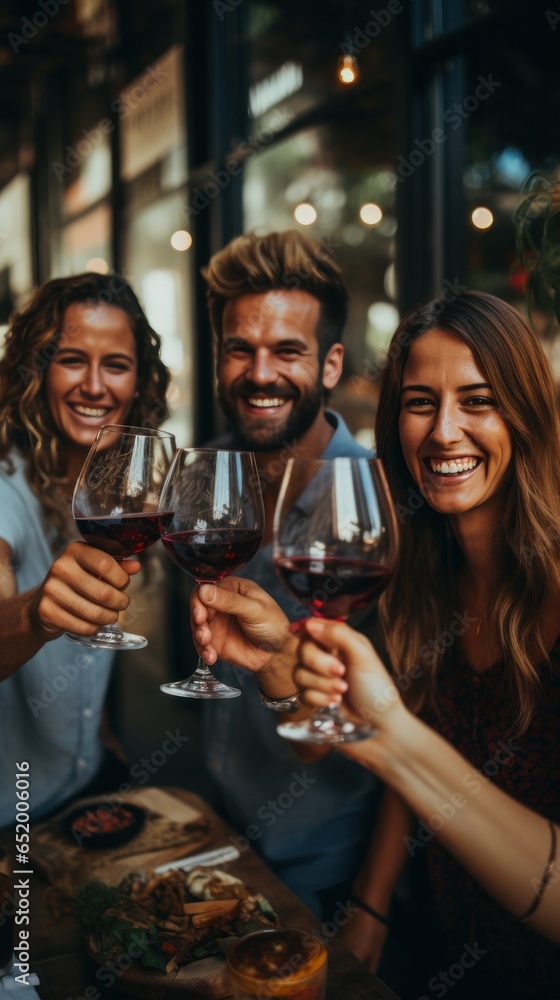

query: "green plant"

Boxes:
[513, 173, 560, 324]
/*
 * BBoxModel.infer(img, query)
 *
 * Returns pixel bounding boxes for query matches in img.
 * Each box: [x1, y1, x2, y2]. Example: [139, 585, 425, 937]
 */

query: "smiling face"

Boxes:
[398, 328, 513, 519]
[216, 289, 342, 451]
[45, 303, 138, 458]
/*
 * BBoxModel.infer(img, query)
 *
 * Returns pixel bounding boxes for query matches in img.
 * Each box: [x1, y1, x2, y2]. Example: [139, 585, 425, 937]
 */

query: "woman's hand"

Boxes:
[29, 541, 141, 640]
[295, 618, 408, 738]
[190, 576, 297, 677]
[338, 908, 388, 973]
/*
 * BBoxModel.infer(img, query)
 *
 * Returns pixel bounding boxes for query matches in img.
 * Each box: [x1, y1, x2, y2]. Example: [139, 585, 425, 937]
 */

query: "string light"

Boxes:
[338, 54, 359, 85]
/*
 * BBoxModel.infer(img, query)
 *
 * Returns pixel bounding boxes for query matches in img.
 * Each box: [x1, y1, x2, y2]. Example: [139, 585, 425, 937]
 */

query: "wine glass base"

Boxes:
[65, 630, 148, 650]
[276, 716, 374, 744]
[160, 679, 241, 699]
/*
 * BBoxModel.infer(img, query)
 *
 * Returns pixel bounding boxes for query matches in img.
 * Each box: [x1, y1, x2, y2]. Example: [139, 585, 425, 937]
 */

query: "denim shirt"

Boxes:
[0, 452, 113, 827]
[203, 413, 380, 909]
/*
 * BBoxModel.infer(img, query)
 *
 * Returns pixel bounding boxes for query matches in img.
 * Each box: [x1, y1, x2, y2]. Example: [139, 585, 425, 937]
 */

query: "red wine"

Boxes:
[275, 556, 393, 619]
[161, 528, 262, 581]
[75, 511, 172, 558]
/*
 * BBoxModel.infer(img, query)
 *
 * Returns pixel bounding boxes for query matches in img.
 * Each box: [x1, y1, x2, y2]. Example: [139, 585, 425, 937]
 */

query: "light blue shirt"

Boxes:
[204, 413, 380, 908]
[0, 452, 113, 827]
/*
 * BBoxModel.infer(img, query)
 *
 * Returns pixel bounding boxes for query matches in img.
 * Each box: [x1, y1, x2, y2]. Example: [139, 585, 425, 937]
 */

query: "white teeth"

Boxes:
[247, 397, 285, 408]
[429, 458, 479, 475]
[72, 405, 110, 417]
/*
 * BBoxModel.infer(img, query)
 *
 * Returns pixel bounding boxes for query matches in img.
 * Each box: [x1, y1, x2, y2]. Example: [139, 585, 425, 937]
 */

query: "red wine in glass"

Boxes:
[275, 556, 393, 621]
[65, 425, 176, 651]
[158, 449, 264, 699]
[161, 528, 262, 581]
[273, 456, 399, 744]
[75, 511, 173, 559]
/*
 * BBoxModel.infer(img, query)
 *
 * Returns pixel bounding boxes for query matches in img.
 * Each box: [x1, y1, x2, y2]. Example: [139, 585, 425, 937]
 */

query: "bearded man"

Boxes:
[198, 231, 379, 920]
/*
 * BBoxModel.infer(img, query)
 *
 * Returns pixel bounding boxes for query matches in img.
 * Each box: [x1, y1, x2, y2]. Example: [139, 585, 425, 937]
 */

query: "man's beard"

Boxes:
[217, 378, 325, 452]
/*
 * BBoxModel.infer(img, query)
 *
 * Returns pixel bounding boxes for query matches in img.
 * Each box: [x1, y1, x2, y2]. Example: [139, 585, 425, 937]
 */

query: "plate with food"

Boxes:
[64, 802, 146, 849]
[76, 865, 278, 997]
[31, 789, 213, 891]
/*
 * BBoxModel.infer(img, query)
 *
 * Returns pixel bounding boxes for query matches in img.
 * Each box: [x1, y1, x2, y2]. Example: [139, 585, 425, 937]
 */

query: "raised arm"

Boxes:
[295, 618, 560, 944]
[0, 538, 140, 680]
[190, 577, 300, 698]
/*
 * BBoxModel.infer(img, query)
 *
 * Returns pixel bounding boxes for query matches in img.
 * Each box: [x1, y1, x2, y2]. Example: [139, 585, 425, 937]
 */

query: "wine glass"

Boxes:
[65, 424, 176, 650]
[158, 449, 265, 698]
[273, 456, 399, 744]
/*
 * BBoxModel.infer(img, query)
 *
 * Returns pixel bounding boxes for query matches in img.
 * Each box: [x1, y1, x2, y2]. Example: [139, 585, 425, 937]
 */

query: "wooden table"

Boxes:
[1, 788, 400, 1000]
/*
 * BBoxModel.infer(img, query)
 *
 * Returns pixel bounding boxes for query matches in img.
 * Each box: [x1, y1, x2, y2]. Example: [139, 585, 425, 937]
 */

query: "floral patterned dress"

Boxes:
[416, 639, 560, 999]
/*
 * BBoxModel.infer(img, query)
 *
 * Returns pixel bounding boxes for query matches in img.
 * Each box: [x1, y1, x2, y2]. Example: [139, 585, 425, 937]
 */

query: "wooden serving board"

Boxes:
[31, 788, 212, 892]
[86, 949, 233, 999]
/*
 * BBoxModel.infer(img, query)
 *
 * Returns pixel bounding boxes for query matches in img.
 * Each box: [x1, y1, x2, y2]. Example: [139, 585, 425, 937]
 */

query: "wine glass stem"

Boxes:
[193, 657, 216, 681]
[96, 622, 126, 640]
[323, 702, 347, 724]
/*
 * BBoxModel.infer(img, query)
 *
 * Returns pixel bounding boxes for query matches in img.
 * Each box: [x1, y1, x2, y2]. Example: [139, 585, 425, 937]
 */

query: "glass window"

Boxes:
[58, 203, 112, 276]
[460, 16, 560, 339]
[415, 0, 509, 44]
[122, 191, 194, 446]
[241, 1, 399, 445]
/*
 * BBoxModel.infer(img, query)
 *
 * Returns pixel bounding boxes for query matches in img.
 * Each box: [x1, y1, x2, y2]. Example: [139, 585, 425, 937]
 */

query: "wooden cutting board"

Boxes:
[31, 788, 212, 892]
[87, 950, 235, 999]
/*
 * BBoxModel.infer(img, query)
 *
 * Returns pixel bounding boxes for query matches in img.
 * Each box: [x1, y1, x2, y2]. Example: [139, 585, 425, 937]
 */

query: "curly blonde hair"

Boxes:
[0, 272, 170, 541]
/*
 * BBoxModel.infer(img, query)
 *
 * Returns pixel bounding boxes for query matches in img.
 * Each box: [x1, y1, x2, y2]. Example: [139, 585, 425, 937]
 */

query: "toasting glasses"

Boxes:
[273, 456, 399, 744]
[65, 424, 176, 650]
[158, 449, 265, 698]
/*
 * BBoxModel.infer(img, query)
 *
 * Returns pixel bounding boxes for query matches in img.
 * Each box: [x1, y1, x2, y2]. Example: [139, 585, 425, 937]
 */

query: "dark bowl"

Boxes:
[64, 802, 146, 849]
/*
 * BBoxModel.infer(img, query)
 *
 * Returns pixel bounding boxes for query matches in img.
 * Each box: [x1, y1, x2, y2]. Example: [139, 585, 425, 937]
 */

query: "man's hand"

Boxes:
[190, 576, 295, 676]
[29, 541, 141, 640]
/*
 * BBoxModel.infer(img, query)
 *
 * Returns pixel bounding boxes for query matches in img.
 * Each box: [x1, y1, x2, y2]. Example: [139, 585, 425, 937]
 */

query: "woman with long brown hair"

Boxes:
[0, 272, 170, 826]
[191, 289, 560, 998]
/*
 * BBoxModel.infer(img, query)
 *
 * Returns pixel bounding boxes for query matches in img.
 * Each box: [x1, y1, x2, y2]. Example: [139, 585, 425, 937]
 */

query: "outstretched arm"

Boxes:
[295, 618, 560, 943]
[340, 786, 412, 972]
[0, 538, 140, 680]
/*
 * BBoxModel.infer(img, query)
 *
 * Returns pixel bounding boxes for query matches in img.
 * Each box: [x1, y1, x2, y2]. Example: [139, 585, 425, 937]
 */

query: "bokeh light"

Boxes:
[360, 203, 383, 226]
[471, 207, 494, 230]
[86, 258, 109, 274]
[294, 203, 317, 225]
[171, 230, 193, 251]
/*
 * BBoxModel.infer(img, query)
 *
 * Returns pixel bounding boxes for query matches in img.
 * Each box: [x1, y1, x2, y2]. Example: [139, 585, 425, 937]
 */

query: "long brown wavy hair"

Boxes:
[376, 289, 560, 733]
[0, 272, 171, 541]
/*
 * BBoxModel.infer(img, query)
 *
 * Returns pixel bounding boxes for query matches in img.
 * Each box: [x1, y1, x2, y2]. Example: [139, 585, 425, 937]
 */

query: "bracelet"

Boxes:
[520, 819, 557, 921]
[257, 688, 302, 714]
[350, 894, 391, 928]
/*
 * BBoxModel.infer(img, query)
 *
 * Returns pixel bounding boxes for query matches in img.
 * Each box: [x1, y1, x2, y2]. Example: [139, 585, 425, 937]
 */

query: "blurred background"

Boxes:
[1, 0, 559, 780]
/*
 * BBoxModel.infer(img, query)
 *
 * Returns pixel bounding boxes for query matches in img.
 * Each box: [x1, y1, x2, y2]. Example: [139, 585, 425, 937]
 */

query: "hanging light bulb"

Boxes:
[338, 54, 359, 85]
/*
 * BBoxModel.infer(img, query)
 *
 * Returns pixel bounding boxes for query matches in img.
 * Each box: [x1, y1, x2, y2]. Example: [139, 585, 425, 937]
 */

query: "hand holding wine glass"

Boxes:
[273, 456, 399, 743]
[65, 424, 176, 650]
[159, 449, 264, 698]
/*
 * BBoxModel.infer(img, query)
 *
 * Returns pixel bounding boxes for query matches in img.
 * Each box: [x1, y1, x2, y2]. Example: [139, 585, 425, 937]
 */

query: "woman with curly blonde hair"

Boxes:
[0, 272, 170, 826]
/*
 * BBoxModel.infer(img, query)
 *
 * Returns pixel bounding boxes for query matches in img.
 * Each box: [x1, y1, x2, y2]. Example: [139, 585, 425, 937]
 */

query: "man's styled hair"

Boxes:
[203, 230, 348, 361]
